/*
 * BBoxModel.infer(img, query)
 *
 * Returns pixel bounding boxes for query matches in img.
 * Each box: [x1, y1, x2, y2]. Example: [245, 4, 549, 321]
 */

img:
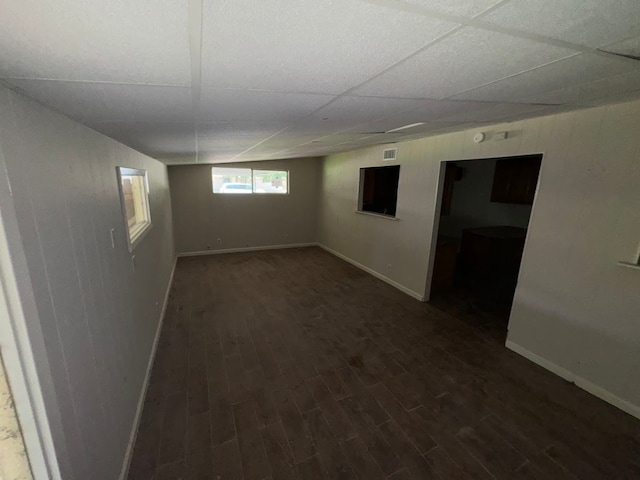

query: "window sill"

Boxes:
[128, 222, 153, 252]
[617, 261, 640, 271]
[355, 210, 399, 221]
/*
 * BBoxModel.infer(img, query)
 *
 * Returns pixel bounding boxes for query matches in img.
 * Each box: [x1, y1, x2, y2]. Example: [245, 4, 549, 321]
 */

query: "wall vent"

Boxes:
[382, 148, 397, 161]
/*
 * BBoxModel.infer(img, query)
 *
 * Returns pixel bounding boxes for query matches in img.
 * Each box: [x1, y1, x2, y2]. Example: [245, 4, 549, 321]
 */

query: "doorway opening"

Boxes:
[426, 154, 542, 343]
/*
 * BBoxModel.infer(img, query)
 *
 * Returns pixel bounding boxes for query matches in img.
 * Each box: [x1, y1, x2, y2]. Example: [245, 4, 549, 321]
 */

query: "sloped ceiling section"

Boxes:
[1, 0, 640, 164]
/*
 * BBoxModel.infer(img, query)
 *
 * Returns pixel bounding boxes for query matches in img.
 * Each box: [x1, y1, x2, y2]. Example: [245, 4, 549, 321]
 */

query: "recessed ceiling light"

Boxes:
[385, 122, 425, 134]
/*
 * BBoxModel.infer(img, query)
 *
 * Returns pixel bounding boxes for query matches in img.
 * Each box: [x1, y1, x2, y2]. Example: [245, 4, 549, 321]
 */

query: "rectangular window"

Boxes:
[212, 167, 288, 194]
[253, 170, 288, 194]
[116, 167, 152, 251]
[358, 165, 400, 218]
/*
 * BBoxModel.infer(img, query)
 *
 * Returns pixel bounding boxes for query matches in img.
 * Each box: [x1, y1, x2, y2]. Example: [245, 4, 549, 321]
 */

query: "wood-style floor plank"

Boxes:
[128, 247, 640, 480]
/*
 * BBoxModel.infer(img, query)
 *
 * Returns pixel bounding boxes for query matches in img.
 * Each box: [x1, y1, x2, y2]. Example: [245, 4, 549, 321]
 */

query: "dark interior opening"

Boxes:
[359, 165, 400, 217]
[430, 154, 543, 342]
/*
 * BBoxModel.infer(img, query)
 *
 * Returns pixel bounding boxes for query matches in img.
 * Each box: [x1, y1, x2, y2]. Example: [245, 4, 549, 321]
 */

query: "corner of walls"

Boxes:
[316, 243, 425, 301]
[317, 99, 640, 419]
[316, 143, 437, 301]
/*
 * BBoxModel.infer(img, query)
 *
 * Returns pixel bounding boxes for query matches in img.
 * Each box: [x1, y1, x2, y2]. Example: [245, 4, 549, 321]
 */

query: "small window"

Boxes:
[253, 170, 288, 194]
[212, 167, 253, 194]
[212, 167, 289, 194]
[358, 165, 400, 217]
[116, 167, 152, 251]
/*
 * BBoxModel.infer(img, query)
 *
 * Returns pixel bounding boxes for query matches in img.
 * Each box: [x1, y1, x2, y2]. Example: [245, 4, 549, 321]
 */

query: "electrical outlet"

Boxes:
[387, 264, 392, 270]
[217, 238, 222, 245]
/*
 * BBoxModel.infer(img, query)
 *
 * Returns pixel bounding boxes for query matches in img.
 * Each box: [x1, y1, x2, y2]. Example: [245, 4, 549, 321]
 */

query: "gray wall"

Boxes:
[0, 85, 175, 479]
[318, 100, 640, 418]
[438, 158, 533, 238]
[170, 158, 321, 254]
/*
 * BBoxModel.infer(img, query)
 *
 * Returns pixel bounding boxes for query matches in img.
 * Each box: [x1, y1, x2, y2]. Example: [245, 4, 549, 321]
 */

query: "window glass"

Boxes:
[212, 167, 252, 194]
[117, 167, 152, 251]
[212, 167, 289, 194]
[253, 170, 288, 194]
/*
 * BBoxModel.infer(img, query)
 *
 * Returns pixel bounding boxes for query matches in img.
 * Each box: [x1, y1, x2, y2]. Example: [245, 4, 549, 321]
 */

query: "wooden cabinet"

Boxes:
[490, 154, 542, 205]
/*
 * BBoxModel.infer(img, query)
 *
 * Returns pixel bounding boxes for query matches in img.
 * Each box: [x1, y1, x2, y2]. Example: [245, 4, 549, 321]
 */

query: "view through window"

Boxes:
[117, 167, 152, 251]
[212, 167, 288, 194]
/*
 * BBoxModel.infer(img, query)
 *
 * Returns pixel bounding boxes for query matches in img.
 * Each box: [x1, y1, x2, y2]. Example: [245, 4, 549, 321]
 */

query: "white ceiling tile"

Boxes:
[352, 27, 576, 99]
[199, 89, 334, 123]
[404, 0, 506, 18]
[255, 134, 325, 150]
[304, 134, 371, 146]
[300, 96, 424, 134]
[482, 0, 640, 48]
[200, 0, 458, 93]
[278, 118, 356, 135]
[451, 53, 640, 103]
[521, 70, 640, 105]
[343, 99, 495, 132]
[91, 122, 195, 156]
[602, 36, 640, 58]
[358, 120, 461, 135]
[198, 122, 286, 139]
[198, 137, 270, 152]
[438, 103, 550, 122]
[0, 0, 190, 84]
[6, 80, 194, 123]
[4, 1, 640, 163]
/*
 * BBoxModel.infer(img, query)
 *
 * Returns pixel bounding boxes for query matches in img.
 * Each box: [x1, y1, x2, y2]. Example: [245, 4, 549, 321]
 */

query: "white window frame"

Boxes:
[211, 167, 289, 195]
[116, 167, 152, 252]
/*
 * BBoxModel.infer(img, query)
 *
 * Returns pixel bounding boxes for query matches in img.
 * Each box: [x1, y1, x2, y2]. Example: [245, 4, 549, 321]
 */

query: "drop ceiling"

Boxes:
[1, 0, 640, 164]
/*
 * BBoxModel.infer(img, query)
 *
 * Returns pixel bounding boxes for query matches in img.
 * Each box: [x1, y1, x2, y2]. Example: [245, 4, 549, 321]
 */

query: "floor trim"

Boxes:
[317, 243, 425, 301]
[506, 340, 640, 420]
[177, 243, 317, 257]
[118, 255, 178, 480]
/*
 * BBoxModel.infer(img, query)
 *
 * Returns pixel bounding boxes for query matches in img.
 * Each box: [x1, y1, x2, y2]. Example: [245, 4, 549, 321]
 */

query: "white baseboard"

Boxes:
[177, 242, 316, 257]
[118, 255, 178, 480]
[506, 340, 640, 420]
[317, 243, 425, 301]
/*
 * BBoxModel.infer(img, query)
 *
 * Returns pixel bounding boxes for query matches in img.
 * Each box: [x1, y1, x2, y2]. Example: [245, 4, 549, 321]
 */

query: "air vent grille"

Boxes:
[382, 148, 397, 161]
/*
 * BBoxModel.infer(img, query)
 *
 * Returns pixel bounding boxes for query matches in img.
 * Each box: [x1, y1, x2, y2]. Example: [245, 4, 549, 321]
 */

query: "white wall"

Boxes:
[170, 159, 320, 254]
[317, 100, 640, 418]
[0, 85, 175, 479]
[438, 158, 533, 238]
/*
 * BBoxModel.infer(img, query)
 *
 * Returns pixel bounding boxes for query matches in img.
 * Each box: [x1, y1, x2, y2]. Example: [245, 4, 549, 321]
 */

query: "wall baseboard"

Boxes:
[317, 243, 425, 301]
[177, 243, 317, 257]
[118, 255, 178, 480]
[506, 340, 640, 420]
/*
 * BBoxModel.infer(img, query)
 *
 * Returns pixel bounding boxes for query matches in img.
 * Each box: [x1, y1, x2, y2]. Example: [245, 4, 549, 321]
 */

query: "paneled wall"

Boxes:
[0, 85, 175, 479]
[318, 100, 640, 418]
[169, 158, 320, 254]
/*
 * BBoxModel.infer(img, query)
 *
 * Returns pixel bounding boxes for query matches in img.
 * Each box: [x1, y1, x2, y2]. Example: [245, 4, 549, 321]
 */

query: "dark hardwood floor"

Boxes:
[128, 247, 640, 480]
